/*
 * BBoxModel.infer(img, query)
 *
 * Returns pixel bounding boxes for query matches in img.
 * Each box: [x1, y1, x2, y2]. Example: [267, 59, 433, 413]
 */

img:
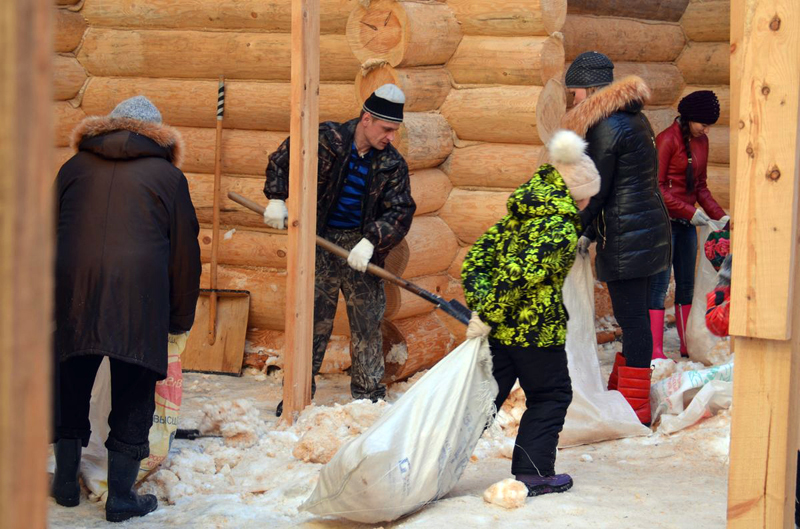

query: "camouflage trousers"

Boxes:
[312, 228, 386, 401]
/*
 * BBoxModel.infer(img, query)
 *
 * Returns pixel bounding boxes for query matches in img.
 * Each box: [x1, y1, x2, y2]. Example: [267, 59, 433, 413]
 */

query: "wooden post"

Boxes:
[727, 1, 800, 527]
[0, 0, 53, 527]
[282, 0, 319, 423]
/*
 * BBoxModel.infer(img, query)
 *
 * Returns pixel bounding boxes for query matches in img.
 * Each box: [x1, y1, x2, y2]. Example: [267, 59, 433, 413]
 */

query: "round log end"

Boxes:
[347, 0, 406, 67]
[384, 238, 410, 278]
[536, 78, 567, 145]
[542, 0, 568, 35]
[384, 282, 403, 320]
[355, 63, 400, 106]
[540, 34, 566, 86]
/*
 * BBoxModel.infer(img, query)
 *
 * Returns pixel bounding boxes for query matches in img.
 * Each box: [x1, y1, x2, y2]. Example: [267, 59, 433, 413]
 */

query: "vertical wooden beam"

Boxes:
[0, 0, 53, 527]
[282, 0, 319, 423]
[727, 0, 800, 527]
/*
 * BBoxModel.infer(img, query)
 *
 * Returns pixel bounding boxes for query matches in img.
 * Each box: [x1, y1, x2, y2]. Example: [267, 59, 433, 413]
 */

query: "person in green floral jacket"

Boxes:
[462, 130, 600, 498]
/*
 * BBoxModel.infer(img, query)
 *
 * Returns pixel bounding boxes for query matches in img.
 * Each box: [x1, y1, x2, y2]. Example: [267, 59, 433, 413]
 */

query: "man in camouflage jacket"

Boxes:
[263, 84, 415, 414]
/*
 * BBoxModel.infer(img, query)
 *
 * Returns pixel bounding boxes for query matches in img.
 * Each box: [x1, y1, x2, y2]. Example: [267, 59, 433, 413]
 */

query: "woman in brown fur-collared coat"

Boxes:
[52, 96, 200, 522]
[561, 52, 671, 425]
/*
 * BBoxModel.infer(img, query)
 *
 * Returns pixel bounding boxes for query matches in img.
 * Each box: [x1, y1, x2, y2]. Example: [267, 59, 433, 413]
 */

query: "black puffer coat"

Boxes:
[264, 118, 416, 267]
[562, 76, 671, 282]
[55, 116, 201, 377]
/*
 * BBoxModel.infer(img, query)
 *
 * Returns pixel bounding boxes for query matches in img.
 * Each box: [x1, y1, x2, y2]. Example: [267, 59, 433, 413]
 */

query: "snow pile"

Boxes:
[291, 399, 388, 464]
[199, 399, 262, 448]
[651, 358, 706, 384]
[483, 478, 528, 509]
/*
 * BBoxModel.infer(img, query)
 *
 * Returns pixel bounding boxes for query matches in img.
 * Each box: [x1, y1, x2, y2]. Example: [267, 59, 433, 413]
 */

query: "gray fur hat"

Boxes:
[109, 96, 162, 124]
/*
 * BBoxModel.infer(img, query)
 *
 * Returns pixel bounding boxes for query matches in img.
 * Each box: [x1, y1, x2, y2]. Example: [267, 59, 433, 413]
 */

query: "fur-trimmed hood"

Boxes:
[561, 76, 651, 137]
[70, 116, 184, 168]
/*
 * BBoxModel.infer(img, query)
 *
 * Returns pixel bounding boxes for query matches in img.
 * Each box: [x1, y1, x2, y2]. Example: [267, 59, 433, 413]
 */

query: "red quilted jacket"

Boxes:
[656, 121, 726, 222]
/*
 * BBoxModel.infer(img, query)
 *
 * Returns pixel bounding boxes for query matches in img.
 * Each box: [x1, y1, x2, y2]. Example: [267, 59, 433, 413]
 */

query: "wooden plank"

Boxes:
[1, 0, 52, 527]
[728, 0, 800, 340]
[283, 0, 319, 423]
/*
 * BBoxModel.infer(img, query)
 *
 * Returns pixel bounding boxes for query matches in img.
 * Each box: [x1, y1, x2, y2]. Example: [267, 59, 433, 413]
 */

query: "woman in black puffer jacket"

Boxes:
[561, 52, 671, 425]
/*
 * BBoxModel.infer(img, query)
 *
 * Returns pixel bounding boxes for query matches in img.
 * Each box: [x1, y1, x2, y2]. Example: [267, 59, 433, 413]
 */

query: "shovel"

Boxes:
[182, 78, 251, 375]
[227, 192, 472, 325]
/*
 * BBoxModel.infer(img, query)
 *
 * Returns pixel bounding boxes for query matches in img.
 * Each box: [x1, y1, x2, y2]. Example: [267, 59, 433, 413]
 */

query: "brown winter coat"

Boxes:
[55, 116, 201, 377]
[264, 118, 416, 266]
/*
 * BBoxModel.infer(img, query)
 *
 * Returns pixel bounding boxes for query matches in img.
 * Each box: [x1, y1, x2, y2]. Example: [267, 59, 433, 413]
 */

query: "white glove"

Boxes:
[347, 238, 374, 272]
[263, 199, 288, 230]
[466, 312, 491, 339]
[691, 208, 711, 226]
[577, 235, 592, 256]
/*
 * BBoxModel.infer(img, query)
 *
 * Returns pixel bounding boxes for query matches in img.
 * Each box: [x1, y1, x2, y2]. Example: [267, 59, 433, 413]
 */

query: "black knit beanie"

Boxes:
[565, 52, 614, 88]
[678, 90, 720, 125]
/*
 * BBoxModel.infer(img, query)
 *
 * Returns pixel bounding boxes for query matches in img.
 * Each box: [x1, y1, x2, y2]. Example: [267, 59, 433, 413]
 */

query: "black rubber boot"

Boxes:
[51, 439, 82, 507]
[105, 450, 157, 523]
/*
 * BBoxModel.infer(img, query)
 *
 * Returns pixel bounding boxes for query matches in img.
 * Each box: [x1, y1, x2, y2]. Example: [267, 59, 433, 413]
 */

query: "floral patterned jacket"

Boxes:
[462, 164, 580, 348]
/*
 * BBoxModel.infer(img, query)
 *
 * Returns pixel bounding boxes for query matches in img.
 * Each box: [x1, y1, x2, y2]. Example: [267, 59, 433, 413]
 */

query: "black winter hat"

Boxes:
[565, 52, 614, 88]
[678, 90, 720, 125]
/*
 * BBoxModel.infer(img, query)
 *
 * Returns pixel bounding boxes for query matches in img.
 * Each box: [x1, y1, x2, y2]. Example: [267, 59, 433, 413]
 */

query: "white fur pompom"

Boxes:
[547, 130, 587, 165]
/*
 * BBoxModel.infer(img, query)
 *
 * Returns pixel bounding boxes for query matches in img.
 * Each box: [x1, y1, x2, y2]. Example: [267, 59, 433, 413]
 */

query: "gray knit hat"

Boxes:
[109, 95, 162, 124]
[565, 52, 614, 89]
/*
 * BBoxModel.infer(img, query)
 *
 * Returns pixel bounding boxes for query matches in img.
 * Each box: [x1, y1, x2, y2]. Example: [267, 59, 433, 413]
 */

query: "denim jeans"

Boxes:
[649, 220, 697, 309]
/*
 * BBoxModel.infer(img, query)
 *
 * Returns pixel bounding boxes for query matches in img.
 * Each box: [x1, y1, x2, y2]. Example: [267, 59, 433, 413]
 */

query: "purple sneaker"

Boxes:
[516, 474, 573, 497]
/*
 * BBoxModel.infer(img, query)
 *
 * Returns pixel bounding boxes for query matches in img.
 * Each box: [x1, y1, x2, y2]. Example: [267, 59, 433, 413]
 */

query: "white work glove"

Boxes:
[577, 235, 592, 256]
[347, 238, 374, 272]
[691, 208, 711, 226]
[466, 312, 491, 340]
[263, 199, 288, 230]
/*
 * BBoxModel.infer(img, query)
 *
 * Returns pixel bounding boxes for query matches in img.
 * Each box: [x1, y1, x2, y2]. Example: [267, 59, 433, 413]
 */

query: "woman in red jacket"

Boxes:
[648, 90, 729, 361]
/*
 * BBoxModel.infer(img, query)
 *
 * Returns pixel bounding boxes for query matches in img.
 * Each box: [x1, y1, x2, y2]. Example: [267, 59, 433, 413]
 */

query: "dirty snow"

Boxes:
[483, 478, 528, 509]
[49, 326, 732, 528]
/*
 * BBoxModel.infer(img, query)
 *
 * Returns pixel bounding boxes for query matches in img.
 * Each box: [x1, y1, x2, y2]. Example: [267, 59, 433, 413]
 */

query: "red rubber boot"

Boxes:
[617, 366, 652, 425]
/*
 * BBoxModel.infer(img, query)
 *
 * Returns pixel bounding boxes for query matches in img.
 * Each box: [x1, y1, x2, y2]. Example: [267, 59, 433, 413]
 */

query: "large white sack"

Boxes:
[686, 219, 729, 366]
[301, 337, 498, 524]
[560, 253, 651, 446]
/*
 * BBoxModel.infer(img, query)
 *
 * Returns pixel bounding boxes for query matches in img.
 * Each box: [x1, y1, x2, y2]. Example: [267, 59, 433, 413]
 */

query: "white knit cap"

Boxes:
[547, 130, 601, 201]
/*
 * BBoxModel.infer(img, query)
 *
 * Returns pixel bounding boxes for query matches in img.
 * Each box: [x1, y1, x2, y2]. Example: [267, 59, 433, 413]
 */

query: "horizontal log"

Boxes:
[676, 42, 730, 85]
[441, 78, 566, 145]
[439, 188, 511, 245]
[448, 35, 564, 86]
[567, 0, 690, 22]
[681, 0, 730, 42]
[402, 216, 459, 279]
[81, 0, 355, 34]
[448, 246, 470, 279]
[677, 85, 730, 125]
[178, 127, 283, 175]
[707, 125, 729, 165]
[395, 112, 453, 170]
[199, 264, 351, 335]
[382, 312, 454, 382]
[356, 65, 450, 112]
[54, 147, 74, 171]
[409, 169, 451, 215]
[442, 143, 544, 189]
[54, 102, 85, 147]
[706, 164, 730, 211]
[199, 228, 287, 269]
[82, 77, 359, 130]
[243, 329, 352, 374]
[643, 108, 678, 137]
[612, 63, 685, 107]
[563, 15, 685, 63]
[78, 28, 359, 81]
[447, 0, 566, 37]
[54, 55, 86, 101]
[54, 8, 86, 52]
[385, 274, 450, 320]
[346, 0, 462, 67]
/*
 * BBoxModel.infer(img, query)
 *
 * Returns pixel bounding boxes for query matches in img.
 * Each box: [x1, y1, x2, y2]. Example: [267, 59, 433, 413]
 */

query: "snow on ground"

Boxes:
[49, 326, 730, 528]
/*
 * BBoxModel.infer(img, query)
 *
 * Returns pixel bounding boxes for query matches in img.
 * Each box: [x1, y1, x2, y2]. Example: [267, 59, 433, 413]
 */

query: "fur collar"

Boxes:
[561, 76, 651, 137]
[71, 116, 184, 168]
